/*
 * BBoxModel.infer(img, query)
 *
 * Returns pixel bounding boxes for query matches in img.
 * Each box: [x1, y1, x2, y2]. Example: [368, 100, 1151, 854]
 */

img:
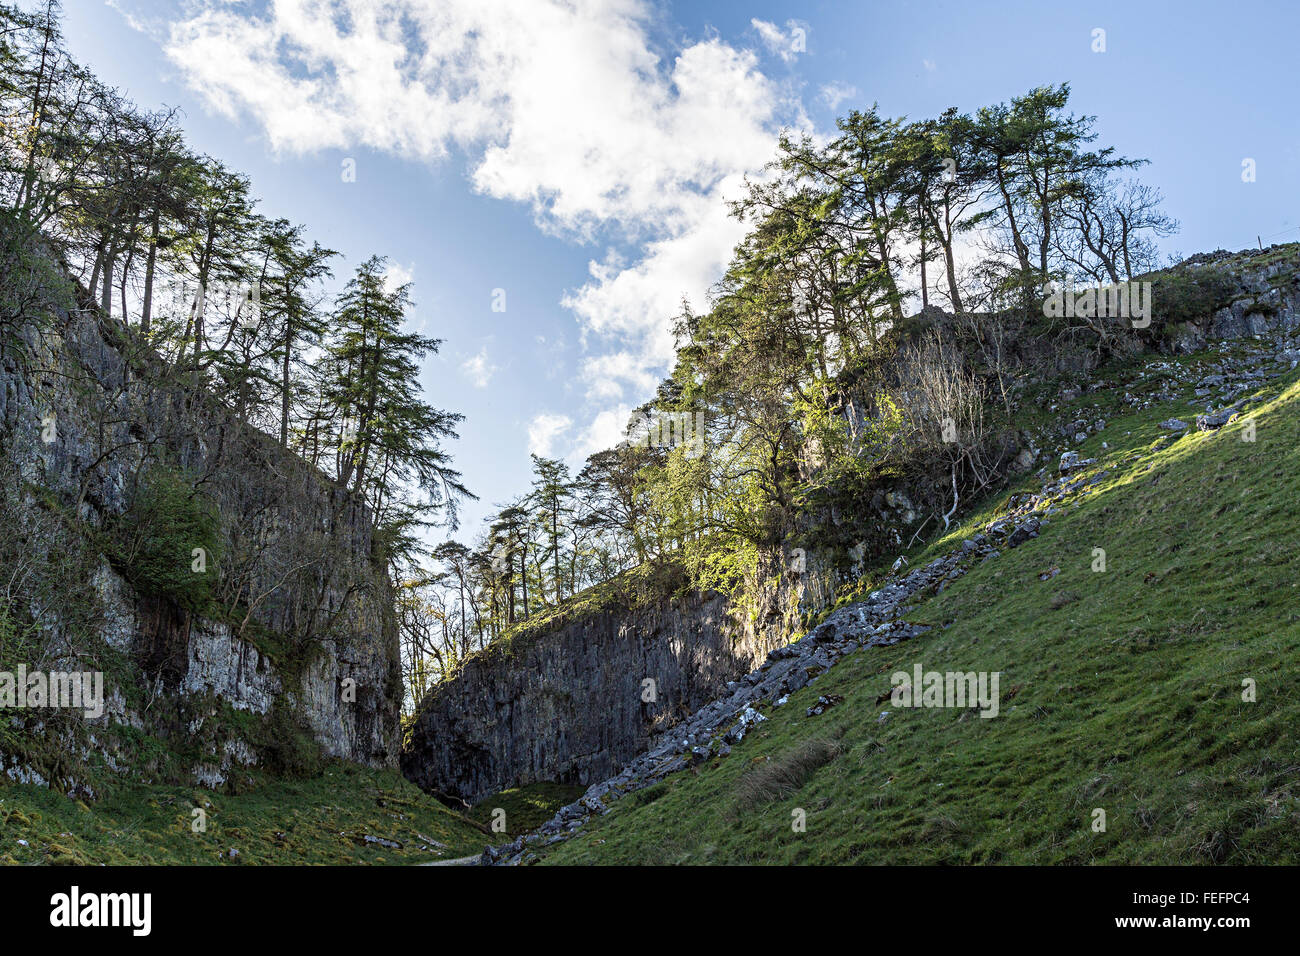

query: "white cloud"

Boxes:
[164, 2, 780, 235]
[155, 0, 796, 456]
[575, 405, 633, 458]
[105, 0, 151, 35]
[819, 81, 856, 112]
[527, 412, 573, 457]
[461, 347, 497, 388]
[382, 261, 414, 293]
[562, 177, 753, 401]
[750, 18, 806, 63]
[923, 58, 937, 72]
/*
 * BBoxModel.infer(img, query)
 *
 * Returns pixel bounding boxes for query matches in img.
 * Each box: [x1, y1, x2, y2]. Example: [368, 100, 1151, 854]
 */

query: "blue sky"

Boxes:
[63, 0, 1299, 541]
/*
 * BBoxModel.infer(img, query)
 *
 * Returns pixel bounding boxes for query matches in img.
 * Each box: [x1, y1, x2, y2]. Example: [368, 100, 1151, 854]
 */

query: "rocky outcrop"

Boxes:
[0, 244, 399, 790]
[403, 588, 784, 803]
[1164, 245, 1300, 353]
[479, 550, 968, 864]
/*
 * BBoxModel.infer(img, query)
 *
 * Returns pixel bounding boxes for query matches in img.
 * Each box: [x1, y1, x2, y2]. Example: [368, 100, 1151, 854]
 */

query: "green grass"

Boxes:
[468, 782, 585, 839]
[534, 362, 1300, 865]
[0, 762, 487, 865]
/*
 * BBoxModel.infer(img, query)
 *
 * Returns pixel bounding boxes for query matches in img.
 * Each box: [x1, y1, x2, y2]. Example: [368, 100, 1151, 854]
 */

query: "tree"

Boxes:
[577, 446, 651, 567]
[1057, 173, 1176, 283]
[488, 503, 530, 624]
[134, 120, 189, 334]
[820, 107, 911, 324]
[258, 219, 336, 447]
[527, 454, 573, 606]
[895, 109, 990, 315]
[323, 255, 471, 536]
[430, 540, 481, 655]
[169, 157, 258, 374]
[971, 84, 1138, 301]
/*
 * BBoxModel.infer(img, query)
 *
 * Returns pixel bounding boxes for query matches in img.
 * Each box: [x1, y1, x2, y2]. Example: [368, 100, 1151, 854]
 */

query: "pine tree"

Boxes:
[323, 255, 471, 539]
[528, 454, 573, 606]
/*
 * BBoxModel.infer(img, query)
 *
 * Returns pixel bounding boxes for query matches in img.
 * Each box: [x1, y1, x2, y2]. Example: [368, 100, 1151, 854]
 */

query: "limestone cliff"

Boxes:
[402, 585, 790, 803]
[0, 245, 399, 793]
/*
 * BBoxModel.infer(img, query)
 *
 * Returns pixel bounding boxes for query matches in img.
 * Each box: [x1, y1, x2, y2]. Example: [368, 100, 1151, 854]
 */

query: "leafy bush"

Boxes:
[108, 465, 221, 613]
[1149, 268, 1237, 327]
[259, 701, 324, 778]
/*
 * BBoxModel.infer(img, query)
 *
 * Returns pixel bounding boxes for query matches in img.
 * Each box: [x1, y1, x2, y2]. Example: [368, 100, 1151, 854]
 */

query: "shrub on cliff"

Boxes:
[107, 464, 222, 614]
[259, 701, 325, 778]
[1148, 267, 1237, 329]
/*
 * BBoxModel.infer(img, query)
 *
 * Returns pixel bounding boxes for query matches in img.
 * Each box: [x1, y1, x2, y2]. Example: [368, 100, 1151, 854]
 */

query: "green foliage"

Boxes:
[107, 465, 221, 613]
[258, 700, 325, 778]
[797, 382, 906, 491]
[684, 537, 758, 602]
[1149, 268, 1237, 328]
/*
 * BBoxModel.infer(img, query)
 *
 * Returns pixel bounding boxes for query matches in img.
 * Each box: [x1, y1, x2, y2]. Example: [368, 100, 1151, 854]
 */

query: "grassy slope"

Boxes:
[468, 783, 586, 839]
[0, 763, 488, 865]
[537, 357, 1300, 865]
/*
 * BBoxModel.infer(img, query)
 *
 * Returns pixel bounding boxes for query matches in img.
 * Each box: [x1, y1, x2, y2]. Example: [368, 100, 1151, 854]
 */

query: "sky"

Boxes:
[59, 0, 1300, 542]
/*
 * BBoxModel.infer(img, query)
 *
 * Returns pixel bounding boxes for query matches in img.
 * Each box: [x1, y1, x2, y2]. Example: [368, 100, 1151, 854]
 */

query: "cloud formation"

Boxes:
[158, 0, 795, 456]
[819, 81, 857, 112]
[750, 18, 807, 64]
[461, 347, 497, 388]
[527, 413, 573, 457]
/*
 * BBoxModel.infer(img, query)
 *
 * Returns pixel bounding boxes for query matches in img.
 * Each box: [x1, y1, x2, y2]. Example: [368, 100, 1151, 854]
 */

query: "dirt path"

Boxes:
[418, 855, 481, 866]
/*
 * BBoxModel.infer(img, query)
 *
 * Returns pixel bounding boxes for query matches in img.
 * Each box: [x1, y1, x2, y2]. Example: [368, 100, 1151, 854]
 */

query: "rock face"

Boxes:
[1, 249, 399, 789]
[1164, 246, 1300, 353]
[402, 589, 780, 803]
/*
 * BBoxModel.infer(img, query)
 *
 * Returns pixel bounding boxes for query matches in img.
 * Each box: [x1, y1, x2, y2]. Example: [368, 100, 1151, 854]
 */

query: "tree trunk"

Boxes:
[141, 207, 160, 333]
[919, 213, 929, 309]
[100, 252, 114, 319]
[280, 322, 293, 447]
